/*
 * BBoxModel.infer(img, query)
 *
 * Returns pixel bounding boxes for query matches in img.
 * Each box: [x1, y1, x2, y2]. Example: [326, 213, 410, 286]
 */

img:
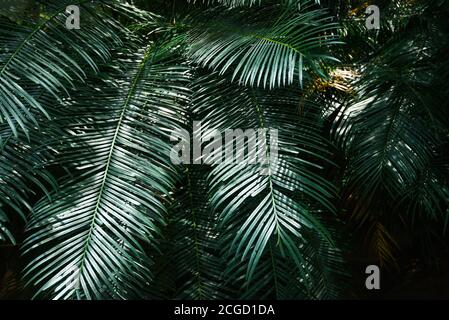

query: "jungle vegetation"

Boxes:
[0, 0, 448, 299]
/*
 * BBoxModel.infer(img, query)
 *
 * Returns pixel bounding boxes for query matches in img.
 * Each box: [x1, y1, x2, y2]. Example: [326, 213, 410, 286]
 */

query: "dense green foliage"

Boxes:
[0, 0, 448, 299]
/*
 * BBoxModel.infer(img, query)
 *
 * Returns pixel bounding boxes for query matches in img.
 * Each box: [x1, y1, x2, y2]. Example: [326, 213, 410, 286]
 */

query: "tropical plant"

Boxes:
[0, 0, 448, 299]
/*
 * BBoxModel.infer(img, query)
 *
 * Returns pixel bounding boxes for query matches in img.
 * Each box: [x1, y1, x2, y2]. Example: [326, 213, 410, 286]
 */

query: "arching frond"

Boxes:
[22, 43, 190, 299]
[192, 72, 341, 297]
[187, 3, 340, 88]
[0, 0, 129, 136]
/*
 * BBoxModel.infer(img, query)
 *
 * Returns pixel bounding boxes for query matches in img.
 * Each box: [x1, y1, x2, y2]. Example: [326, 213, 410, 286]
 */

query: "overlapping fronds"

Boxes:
[170, 167, 230, 299]
[0, 0, 447, 300]
[0, 121, 55, 243]
[191, 72, 343, 298]
[0, 0, 128, 136]
[332, 0, 449, 266]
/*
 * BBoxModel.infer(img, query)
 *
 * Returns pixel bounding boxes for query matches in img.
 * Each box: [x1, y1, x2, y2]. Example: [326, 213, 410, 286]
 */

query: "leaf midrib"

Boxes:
[74, 47, 154, 295]
[249, 89, 281, 297]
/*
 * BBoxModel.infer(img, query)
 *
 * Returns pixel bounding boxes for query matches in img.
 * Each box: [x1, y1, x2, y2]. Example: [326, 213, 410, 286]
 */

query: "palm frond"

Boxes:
[0, 0, 130, 136]
[187, 3, 340, 88]
[0, 122, 55, 243]
[332, 12, 449, 266]
[22, 42, 190, 299]
[171, 167, 230, 299]
[335, 42, 439, 221]
[192, 72, 341, 297]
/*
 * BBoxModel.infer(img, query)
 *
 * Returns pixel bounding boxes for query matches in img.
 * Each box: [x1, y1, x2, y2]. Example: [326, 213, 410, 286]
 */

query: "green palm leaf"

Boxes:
[22, 42, 190, 299]
[192, 72, 340, 297]
[0, 0, 128, 136]
[171, 167, 230, 299]
[0, 93, 56, 243]
[187, 3, 340, 88]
